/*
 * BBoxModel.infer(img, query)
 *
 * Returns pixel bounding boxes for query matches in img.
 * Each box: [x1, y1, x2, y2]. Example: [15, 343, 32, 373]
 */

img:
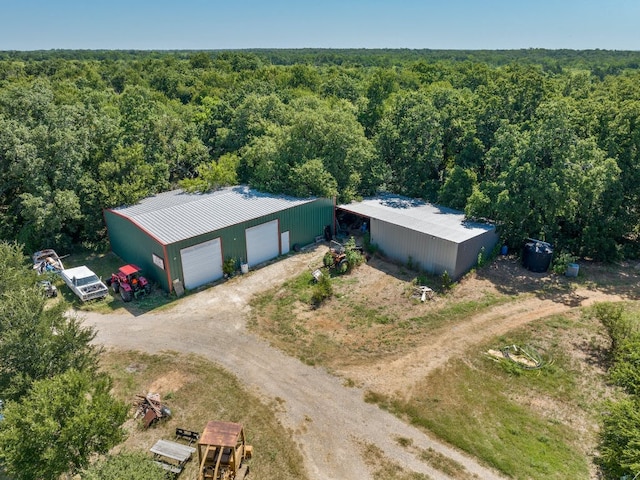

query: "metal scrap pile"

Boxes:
[133, 392, 171, 428]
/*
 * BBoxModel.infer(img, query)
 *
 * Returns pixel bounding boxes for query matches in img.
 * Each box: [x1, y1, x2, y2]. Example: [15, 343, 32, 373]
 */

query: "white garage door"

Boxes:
[246, 220, 279, 267]
[180, 238, 223, 289]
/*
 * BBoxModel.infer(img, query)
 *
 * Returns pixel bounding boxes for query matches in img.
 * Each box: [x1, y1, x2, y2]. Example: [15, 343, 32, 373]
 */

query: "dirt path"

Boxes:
[340, 288, 622, 399]
[81, 246, 510, 480]
[80, 248, 628, 480]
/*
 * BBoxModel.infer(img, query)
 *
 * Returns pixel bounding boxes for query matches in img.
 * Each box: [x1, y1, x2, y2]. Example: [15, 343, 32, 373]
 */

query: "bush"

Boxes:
[610, 334, 640, 396]
[552, 252, 577, 275]
[477, 247, 486, 268]
[597, 398, 640, 479]
[311, 273, 333, 306]
[82, 451, 166, 480]
[593, 302, 633, 353]
[441, 271, 453, 291]
[363, 232, 379, 255]
[344, 237, 365, 270]
[223, 257, 237, 276]
[323, 251, 334, 268]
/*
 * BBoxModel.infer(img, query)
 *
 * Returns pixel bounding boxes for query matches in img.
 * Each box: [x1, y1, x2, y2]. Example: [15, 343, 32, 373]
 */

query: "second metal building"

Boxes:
[338, 194, 498, 279]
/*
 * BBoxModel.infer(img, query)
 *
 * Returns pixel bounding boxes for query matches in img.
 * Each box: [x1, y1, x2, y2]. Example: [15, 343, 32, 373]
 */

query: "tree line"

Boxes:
[1, 49, 639, 260]
[0, 242, 166, 479]
[594, 302, 640, 479]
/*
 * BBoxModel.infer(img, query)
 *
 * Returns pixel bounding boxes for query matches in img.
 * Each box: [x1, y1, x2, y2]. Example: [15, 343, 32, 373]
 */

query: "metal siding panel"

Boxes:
[218, 224, 249, 265]
[372, 219, 457, 276]
[105, 211, 170, 291]
[278, 198, 334, 247]
[453, 229, 500, 279]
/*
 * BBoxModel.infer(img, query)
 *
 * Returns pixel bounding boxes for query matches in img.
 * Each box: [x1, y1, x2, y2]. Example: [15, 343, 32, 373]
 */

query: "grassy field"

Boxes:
[248, 268, 511, 368]
[364, 318, 595, 479]
[100, 350, 309, 480]
[248, 256, 618, 479]
[60, 247, 624, 479]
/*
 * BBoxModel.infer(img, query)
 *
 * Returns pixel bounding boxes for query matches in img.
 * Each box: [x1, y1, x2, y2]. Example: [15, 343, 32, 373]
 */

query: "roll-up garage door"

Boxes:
[246, 220, 279, 267]
[180, 238, 223, 289]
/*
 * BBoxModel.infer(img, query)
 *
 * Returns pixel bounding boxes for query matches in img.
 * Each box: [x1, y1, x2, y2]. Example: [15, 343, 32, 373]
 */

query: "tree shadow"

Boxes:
[476, 255, 640, 306]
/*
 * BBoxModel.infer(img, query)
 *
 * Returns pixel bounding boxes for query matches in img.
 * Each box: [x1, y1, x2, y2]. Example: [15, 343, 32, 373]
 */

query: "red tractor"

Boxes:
[106, 264, 151, 302]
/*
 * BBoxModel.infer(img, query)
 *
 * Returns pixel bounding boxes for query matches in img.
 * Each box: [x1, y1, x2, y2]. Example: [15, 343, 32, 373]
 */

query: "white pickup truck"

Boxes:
[60, 266, 109, 302]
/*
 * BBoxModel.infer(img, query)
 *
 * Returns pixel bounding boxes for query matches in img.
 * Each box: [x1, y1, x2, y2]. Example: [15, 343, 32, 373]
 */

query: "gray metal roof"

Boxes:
[109, 186, 316, 244]
[338, 194, 495, 244]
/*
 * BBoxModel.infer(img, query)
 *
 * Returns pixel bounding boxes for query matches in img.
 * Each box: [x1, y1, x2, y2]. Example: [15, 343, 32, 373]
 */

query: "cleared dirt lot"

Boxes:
[81, 244, 640, 479]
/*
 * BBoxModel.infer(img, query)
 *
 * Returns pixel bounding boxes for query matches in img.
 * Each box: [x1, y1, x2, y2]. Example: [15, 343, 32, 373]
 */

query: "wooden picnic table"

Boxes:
[151, 439, 196, 462]
[150, 439, 196, 472]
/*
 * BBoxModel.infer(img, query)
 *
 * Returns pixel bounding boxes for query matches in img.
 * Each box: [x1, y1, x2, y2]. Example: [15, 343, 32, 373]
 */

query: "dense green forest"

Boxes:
[1, 49, 640, 259]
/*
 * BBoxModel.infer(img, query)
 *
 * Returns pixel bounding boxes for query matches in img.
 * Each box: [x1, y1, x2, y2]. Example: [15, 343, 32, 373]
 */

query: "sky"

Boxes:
[1, 0, 639, 51]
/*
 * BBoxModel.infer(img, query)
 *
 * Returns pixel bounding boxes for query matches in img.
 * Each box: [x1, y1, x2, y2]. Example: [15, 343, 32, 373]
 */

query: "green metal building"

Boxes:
[104, 186, 334, 292]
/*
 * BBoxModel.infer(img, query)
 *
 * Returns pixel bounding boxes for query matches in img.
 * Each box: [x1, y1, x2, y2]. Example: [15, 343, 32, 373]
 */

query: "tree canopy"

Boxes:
[1, 49, 640, 259]
[0, 241, 127, 479]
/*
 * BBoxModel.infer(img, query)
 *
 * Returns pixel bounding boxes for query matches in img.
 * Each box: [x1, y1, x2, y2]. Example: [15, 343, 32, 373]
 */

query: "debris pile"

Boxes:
[134, 392, 171, 428]
[486, 344, 545, 369]
[412, 286, 434, 302]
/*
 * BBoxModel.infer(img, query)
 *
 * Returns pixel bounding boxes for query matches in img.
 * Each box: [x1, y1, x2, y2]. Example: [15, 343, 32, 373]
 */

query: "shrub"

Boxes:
[477, 247, 486, 268]
[597, 397, 640, 479]
[363, 232, 379, 255]
[441, 271, 453, 290]
[223, 257, 237, 276]
[311, 273, 333, 306]
[593, 302, 633, 353]
[552, 252, 577, 275]
[344, 237, 365, 270]
[610, 334, 640, 396]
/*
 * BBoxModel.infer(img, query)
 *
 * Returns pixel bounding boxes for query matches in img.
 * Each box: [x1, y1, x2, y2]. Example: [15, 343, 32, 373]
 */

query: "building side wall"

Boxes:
[104, 211, 171, 291]
[453, 229, 500, 279]
[161, 198, 334, 291]
[278, 197, 335, 248]
[370, 219, 458, 276]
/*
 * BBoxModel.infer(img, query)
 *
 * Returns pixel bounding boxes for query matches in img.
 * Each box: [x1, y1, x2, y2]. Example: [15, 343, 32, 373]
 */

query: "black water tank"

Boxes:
[522, 241, 553, 273]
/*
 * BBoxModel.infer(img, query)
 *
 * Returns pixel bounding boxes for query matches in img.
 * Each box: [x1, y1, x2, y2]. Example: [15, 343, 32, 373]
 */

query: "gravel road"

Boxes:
[81, 245, 507, 480]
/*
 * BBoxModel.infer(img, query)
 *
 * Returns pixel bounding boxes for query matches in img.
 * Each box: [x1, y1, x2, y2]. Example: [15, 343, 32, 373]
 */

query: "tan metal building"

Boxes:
[338, 194, 498, 279]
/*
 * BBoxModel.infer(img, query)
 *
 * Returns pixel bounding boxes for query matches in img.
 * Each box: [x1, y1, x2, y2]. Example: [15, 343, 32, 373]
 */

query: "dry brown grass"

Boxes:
[100, 349, 309, 480]
[360, 441, 431, 480]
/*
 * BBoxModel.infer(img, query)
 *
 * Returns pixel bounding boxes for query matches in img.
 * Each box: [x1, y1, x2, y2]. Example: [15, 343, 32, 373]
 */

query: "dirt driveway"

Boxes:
[80, 246, 633, 480]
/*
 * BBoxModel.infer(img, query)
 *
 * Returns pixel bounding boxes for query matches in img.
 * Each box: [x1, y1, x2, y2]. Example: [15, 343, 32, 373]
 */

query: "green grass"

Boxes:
[367, 371, 587, 479]
[407, 293, 510, 329]
[365, 318, 593, 480]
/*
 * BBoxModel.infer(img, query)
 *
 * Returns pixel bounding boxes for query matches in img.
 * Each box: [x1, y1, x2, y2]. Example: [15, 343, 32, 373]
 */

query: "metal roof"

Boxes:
[109, 186, 316, 244]
[338, 194, 495, 244]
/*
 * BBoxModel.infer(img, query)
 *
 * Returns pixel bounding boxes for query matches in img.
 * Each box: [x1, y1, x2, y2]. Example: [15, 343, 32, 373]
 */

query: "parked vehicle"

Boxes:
[38, 280, 58, 298]
[323, 240, 350, 273]
[106, 264, 151, 302]
[60, 266, 108, 302]
[32, 249, 65, 274]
